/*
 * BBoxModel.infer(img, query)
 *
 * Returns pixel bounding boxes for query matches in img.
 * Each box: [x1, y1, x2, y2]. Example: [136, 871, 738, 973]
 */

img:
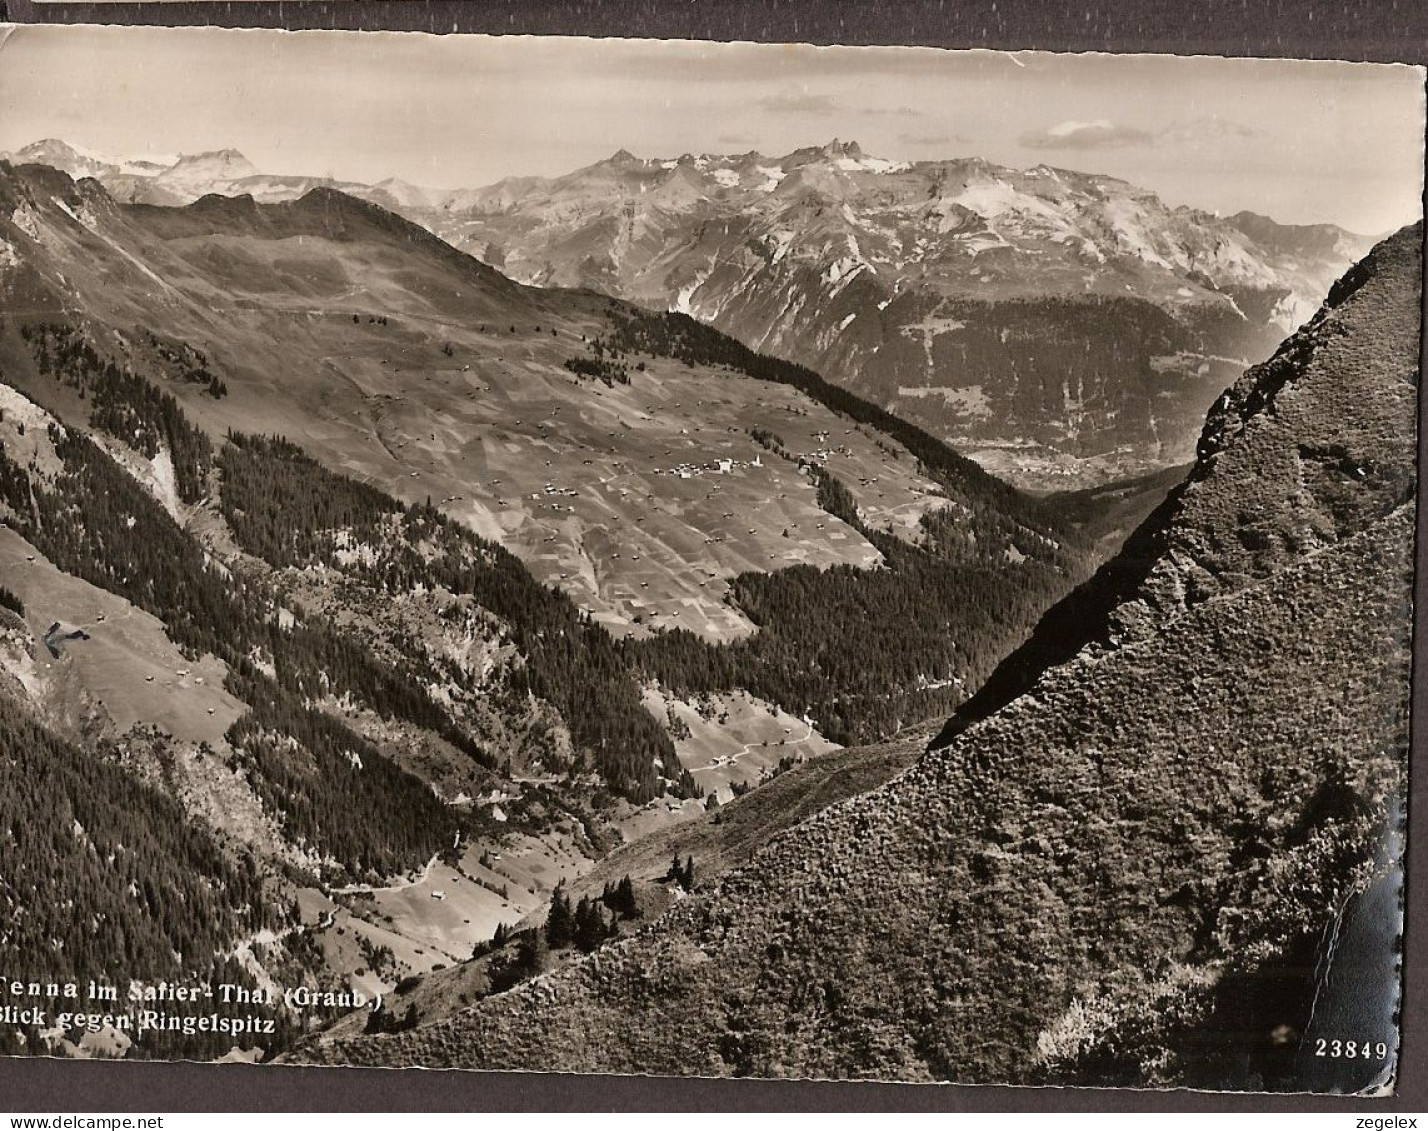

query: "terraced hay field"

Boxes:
[641, 687, 839, 802]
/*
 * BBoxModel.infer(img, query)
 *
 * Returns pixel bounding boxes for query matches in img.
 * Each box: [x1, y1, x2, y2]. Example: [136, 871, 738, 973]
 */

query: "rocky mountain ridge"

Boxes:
[5, 137, 1375, 490]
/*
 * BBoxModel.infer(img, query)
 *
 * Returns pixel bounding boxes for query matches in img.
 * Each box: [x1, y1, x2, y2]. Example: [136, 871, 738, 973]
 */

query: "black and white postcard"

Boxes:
[0, 25, 1421, 1094]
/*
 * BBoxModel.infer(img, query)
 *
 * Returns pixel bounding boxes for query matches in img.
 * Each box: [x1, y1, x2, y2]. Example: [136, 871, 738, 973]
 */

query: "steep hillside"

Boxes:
[1040, 463, 1193, 557]
[0, 384, 463, 1057]
[0, 683, 292, 1060]
[0, 163, 1101, 1056]
[943, 221, 1421, 742]
[0, 159, 1088, 747]
[3, 139, 1369, 490]
[298, 225, 1419, 1089]
[309, 726, 929, 1048]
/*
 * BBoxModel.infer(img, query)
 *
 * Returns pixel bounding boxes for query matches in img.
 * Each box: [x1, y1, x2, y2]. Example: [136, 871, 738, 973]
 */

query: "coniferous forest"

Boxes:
[21, 322, 217, 502]
[0, 690, 295, 1061]
[625, 464, 1078, 743]
[597, 306, 1090, 742]
[0, 422, 461, 877]
[217, 434, 693, 803]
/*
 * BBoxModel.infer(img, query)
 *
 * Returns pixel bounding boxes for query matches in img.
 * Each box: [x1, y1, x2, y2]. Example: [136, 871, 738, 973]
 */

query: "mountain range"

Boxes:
[0, 157, 1096, 1057]
[0, 140, 1415, 1084]
[4, 138, 1373, 491]
[296, 223, 1420, 1088]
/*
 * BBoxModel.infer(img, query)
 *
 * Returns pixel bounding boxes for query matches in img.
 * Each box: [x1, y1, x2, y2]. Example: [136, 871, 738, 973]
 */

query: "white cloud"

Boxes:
[1021, 119, 1155, 150]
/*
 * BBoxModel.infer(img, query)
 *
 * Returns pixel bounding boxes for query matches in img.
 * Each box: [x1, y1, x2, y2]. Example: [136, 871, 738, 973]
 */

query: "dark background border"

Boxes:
[0, 0, 1424, 1112]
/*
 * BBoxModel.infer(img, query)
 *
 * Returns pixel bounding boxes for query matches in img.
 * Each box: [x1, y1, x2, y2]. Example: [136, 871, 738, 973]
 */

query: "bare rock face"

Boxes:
[299, 225, 1419, 1088]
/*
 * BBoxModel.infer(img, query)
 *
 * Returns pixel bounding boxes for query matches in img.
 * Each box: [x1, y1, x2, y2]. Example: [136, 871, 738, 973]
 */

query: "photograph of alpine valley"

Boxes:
[0, 25, 1421, 1093]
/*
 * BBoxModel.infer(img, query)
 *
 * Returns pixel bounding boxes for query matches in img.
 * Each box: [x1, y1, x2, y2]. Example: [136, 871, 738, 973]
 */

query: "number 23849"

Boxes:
[1314, 1039, 1390, 1059]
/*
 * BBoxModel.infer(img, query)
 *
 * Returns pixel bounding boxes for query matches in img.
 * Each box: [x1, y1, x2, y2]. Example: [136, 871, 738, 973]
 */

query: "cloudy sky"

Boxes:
[0, 25, 1422, 232]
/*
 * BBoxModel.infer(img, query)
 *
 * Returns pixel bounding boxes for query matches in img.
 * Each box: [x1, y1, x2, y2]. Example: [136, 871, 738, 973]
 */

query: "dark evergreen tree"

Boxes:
[545, 885, 576, 949]
[612, 875, 639, 918]
[573, 896, 611, 953]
